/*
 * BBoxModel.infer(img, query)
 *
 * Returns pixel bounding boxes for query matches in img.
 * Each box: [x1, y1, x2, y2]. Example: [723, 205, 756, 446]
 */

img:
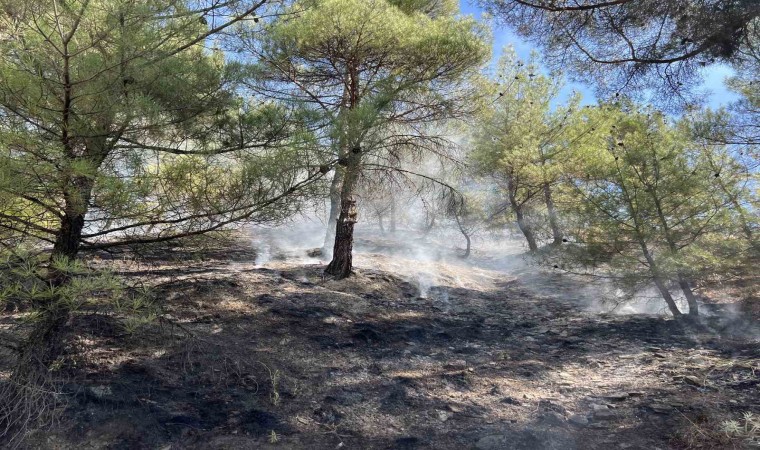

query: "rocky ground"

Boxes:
[1, 229, 758, 449]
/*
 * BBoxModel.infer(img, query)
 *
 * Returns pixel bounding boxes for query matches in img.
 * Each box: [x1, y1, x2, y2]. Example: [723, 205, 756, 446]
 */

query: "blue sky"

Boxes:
[458, 0, 739, 110]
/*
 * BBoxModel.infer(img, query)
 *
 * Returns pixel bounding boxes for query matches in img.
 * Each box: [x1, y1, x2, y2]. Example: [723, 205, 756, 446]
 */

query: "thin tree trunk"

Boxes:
[453, 213, 471, 258]
[389, 196, 396, 233]
[650, 194, 700, 317]
[507, 176, 538, 251]
[422, 211, 435, 236]
[614, 159, 683, 318]
[639, 240, 683, 317]
[543, 182, 562, 246]
[377, 212, 385, 234]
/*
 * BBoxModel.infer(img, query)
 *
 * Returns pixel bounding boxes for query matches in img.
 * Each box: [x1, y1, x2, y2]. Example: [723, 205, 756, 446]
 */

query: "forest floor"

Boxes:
[1, 228, 759, 449]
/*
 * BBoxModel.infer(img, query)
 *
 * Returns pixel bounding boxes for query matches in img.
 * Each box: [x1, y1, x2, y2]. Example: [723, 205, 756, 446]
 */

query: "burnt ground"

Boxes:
[1, 231, 759, 450]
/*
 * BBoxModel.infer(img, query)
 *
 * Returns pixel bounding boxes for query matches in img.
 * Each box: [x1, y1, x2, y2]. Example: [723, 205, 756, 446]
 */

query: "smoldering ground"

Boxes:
[1, 216, 757, 449]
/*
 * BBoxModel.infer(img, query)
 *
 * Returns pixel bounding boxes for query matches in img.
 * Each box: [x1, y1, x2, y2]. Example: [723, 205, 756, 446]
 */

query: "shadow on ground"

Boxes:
[3, 246, 758, 450]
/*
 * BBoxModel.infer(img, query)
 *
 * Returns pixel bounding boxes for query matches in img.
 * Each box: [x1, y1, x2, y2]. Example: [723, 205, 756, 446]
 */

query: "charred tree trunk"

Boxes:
[325, 152, 361, 279]
[325, 197, 358, 279]
[543, 182, 562, 246]
[325, 61, 363, 279]
[323, 168, 345, 255]
[678, 278, 699, 318]
[2, 174, 94, 435]
[11, 175, 92, 383]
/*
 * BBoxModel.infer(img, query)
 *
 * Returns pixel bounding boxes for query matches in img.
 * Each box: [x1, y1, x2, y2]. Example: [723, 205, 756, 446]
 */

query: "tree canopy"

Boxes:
[478, 0, 760, 104]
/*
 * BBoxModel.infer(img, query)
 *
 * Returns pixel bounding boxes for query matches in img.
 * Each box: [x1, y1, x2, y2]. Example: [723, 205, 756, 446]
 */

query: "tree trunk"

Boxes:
[507, 175, 538, 251]
[323, 168, 344, 255]
[652, 276, 683, 318]
[325, 154, 361, 279]
[389, 197, 396, 233]
[422, 212, 435, 236]
[9, 174, 93, 386]
[2, 177, 92, 434]
[324, 197, 357, 279]
[543, 182, 562, 246]
[453, 213, 471, 258]
[514, 208, 538, 252]
[649, 190, 700, 317]
[377, 212, 385, 234]
[639, 240, 683, 317]
[678, 278, 699, 318]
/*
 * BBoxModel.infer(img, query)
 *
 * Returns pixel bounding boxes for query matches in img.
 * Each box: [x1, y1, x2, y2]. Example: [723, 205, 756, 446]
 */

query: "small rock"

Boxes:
[538, 411, 566, 426]
[648, 403, 672, 414]
[436, 410, 450, 422]
[681, 376, 704, 387]
[501, 396, 521, 406]
[592, 409, 617, 420]
[591, 404, 609, 413]
[306, 248, 323, 257]
[604, 392, 629, 401]
[568, 414, 588, 426]
[446, 404, 463, 413]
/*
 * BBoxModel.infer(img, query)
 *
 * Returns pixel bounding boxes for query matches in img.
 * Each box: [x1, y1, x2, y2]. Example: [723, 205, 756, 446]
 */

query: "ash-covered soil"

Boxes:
[2, 230, 759, 449]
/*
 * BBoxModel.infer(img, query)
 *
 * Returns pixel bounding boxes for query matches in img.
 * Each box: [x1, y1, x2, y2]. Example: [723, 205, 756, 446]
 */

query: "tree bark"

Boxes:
[649, 193, 699, 317]
[678, 278, 699, 318]
[639, 241, 683, 317]
[543, 182, 562, 246]
[507, 176, 538, 251]
[325, 197, 357, 279]
[453, 212, 471, 258]
[325, 154, 361, 279]
[11, 175, 93, 383]
[323, 168, 345, 255]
